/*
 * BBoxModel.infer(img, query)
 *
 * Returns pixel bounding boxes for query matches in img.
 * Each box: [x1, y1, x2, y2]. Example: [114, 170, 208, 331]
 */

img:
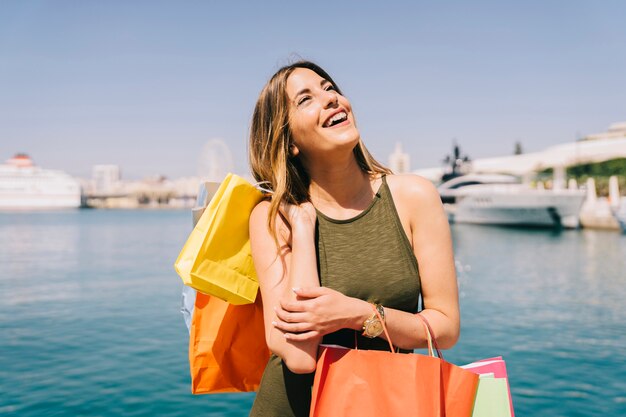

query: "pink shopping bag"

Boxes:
[462, 356, 514, 417]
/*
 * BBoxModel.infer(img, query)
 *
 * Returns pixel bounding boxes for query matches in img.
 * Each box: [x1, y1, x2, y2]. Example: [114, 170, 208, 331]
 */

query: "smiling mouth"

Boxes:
[323, 111, 348, 128]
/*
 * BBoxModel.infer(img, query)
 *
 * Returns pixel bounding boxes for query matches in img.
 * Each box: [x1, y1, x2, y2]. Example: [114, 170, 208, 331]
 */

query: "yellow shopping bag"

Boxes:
[174, 173, 266, 305]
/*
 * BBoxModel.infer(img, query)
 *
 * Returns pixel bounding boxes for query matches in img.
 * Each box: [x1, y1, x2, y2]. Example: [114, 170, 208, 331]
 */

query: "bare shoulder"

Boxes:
[249, 199, 290, 244]
[385, 173, 441, 210]
[250, 199, 271, 226]
[249, 199, 271, 238]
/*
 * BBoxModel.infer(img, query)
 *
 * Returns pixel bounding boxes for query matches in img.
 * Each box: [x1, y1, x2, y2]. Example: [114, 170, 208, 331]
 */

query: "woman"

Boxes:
[248, 61, 459, 417]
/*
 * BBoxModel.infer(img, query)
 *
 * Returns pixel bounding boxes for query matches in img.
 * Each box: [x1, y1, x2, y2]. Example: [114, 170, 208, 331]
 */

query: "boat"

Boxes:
[614, 199, 626, 233]
[438, 173, 586, 228]
[578, 177, 621, 230]
[609, 176, 626, 233]
[0, 154, 81, 210]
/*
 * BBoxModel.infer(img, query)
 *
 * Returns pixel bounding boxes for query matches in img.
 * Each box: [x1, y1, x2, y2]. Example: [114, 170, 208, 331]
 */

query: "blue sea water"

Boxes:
[0, 210, 624, 416]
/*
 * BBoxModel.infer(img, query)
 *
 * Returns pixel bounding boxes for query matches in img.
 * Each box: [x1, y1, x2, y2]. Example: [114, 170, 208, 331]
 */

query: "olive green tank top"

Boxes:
[249, 175, 421, 417]
[317, 174, 421, 349]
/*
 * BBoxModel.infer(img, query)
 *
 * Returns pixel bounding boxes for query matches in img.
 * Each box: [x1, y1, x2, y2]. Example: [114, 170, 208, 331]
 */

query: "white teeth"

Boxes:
[325, 111, 347, 127]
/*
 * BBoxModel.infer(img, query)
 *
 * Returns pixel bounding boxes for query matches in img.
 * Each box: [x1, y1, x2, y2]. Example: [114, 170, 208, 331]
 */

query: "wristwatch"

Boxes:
[362, 304, 385, 338]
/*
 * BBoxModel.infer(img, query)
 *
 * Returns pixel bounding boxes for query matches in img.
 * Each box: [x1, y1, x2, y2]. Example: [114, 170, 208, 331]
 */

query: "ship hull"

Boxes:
[0, 160, 81, 210]
[0, 193, 81, 209]
[442, 184, 585, 229]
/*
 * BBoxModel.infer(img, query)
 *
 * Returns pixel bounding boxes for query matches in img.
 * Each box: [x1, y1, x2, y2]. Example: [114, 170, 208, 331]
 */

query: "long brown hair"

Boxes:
[248, 60, 391, 242]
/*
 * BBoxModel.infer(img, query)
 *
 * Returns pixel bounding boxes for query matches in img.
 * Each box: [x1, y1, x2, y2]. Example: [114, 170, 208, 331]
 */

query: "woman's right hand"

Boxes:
[279, 201, 317, 233]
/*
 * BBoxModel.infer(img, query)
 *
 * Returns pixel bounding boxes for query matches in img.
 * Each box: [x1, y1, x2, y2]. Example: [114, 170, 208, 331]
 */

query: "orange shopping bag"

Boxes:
[310, 312, 479, 417]
[189, 291, 270, 393]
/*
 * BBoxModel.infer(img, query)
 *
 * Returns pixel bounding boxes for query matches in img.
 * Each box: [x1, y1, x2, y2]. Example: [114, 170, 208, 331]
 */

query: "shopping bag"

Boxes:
[310, 312, 479, 417]
[462, 357, 514, 417]
[181, 284, 196, 334]
[189, 290, 270, 393]
[174, 173, 265, 305]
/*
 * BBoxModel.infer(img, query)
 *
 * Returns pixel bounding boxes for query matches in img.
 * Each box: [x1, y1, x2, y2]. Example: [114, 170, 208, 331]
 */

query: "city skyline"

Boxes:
[2, 1, 626, 179]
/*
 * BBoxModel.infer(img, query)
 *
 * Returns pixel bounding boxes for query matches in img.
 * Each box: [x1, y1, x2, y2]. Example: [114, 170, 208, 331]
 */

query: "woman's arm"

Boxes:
[249, 200, 321, 373]
[271, 175, 460, 351]
[381, 174, 460, 349]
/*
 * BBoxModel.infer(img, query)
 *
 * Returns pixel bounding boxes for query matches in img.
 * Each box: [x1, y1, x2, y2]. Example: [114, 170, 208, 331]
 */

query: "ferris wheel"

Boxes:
[197, 138, 234, 182]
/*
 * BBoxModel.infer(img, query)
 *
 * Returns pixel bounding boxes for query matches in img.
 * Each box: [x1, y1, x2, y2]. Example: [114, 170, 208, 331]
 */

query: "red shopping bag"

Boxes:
[310, 312, 479, 417]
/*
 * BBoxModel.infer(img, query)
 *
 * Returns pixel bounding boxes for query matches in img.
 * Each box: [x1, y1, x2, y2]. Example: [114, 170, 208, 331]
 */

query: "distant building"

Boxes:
[389, 143, 410, 174]
[583, 122, 626, 141]
[84, 165, 202, 209]
[92, 165, 121, 193]
[413, 121, 626, 182]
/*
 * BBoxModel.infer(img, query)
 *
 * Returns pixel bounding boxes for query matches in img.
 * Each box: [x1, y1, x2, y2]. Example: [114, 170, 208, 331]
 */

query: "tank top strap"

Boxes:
[378, 174, 418, 270]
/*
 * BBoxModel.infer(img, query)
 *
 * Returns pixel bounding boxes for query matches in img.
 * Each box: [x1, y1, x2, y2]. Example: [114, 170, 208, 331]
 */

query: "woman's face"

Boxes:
[285, 68, 360, 161]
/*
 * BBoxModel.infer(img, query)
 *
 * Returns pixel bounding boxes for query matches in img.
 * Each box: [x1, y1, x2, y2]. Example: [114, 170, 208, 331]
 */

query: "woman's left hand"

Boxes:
[273, 287, 365, 342]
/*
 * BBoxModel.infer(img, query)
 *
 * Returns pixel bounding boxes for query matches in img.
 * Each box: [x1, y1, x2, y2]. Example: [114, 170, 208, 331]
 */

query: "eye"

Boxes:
[297, 95, 311, 106]
[324, 84, 336, 92]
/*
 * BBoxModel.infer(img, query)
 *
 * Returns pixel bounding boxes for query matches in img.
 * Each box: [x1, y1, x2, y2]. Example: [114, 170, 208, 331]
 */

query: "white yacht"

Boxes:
[0, 154, 81, 210]
[438, 174, 586, 228]
[613, 197, 626, 233]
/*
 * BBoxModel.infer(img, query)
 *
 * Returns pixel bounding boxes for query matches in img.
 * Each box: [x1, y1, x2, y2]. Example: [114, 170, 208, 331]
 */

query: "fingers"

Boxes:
[292, 286, 327, 299]
[273, 287, 337, 341]
[272, 319, 312, 334]
[278, 201, 304, 219]
[274, 305, 308, 321]
[277, 201, 317, 228]
[284, 330, 320, 342]
[278, 201, 292, 217]
[278, 201, 295, 225]
[272, 306, 319, 340]
[279, 292, 321, 311]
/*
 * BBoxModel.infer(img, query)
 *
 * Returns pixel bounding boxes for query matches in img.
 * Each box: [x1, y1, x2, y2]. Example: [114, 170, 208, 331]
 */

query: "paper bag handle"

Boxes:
[371, 304, 396, 353]
[416, 314, 444, 359]
[372, 305, 444, 359]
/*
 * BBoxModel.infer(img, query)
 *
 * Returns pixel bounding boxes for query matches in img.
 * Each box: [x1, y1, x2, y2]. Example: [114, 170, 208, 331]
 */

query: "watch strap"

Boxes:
[362, 303, 385, 339]
[371, 303, 395, 352]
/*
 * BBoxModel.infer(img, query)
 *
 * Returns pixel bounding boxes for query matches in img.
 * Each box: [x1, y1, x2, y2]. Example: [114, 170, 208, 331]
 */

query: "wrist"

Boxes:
[349, 299, 376, 331]
[361, 303, 386, 338]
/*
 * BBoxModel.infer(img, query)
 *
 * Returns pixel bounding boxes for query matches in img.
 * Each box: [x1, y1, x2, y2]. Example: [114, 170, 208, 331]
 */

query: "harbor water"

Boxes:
[0, 210, 625, 416]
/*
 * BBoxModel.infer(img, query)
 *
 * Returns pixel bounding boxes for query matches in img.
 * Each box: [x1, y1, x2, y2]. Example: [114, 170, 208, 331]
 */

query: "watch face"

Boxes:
[367, 320, 383, 337]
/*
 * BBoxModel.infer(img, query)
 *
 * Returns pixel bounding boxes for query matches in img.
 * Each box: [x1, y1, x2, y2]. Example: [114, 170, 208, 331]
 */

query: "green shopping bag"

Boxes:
[462, 357, 514, 417]
[471, 374, 512, 417]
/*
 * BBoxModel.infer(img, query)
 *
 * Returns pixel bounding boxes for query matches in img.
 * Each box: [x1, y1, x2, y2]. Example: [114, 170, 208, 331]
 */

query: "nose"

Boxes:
[323, 89, 339, 108]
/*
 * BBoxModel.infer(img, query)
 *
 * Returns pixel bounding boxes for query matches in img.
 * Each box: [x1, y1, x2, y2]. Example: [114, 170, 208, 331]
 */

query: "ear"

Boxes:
[289, 143, 300, 157]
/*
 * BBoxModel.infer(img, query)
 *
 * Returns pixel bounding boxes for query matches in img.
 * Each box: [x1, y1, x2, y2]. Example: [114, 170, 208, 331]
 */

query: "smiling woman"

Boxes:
[287, 69, 358, 162]
[247, 61, 460, 417]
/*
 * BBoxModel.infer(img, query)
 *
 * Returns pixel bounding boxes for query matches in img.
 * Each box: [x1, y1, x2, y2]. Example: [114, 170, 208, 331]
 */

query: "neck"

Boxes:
[303, 153, 376, 211]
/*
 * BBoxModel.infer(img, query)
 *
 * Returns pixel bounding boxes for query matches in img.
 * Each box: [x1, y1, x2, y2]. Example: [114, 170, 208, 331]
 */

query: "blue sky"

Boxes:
[2, 1, 625, 179]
